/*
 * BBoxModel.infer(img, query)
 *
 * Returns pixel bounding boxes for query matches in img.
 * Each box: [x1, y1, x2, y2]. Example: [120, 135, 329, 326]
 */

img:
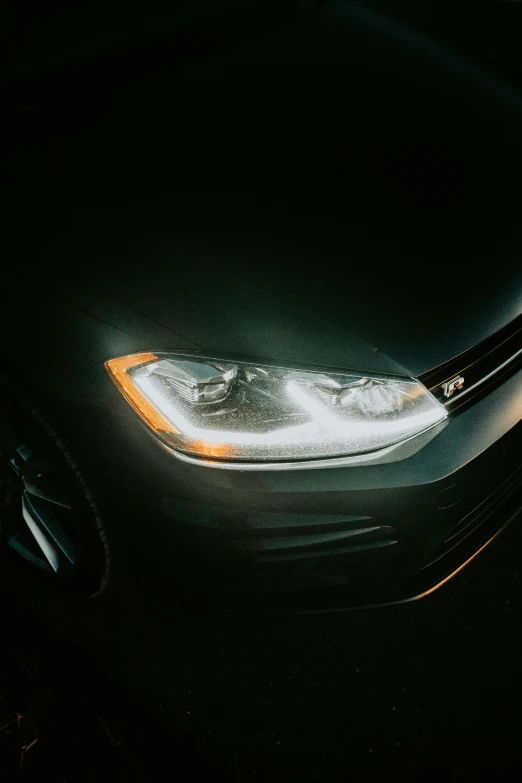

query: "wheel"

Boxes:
[0, 373, 111, 599]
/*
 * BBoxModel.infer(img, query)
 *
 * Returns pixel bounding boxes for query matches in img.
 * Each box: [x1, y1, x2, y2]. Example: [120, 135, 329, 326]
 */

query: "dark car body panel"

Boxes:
[32, 346, 522, 613]
[3, 0, 522, 610]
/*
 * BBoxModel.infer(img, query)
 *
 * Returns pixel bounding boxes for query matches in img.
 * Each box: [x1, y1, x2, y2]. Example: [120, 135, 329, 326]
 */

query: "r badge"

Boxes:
[442, 375, 465, 398]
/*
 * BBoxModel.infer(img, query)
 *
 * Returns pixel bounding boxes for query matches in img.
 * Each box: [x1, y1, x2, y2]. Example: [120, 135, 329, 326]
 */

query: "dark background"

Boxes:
[3, 1, 522, 779]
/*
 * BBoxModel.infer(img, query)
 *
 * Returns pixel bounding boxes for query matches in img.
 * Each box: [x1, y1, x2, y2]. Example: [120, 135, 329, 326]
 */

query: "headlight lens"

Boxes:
[106, 352, 446, 463]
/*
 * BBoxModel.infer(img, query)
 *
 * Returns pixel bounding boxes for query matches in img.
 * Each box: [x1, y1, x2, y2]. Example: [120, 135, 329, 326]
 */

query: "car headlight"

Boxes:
[105, 352, 447, 464]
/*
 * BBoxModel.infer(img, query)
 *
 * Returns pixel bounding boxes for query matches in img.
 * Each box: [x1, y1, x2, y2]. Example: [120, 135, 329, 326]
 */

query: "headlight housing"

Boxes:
[106, 352, 447, 464]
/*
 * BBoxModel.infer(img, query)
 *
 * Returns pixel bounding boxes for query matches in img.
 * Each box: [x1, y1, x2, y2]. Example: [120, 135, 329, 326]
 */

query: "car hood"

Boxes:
[11, 0, 522, 378]
[52, 211, 522, 378]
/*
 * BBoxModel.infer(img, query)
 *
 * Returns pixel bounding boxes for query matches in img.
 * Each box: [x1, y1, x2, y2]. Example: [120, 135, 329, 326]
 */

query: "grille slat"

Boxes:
[236, 524, 395, 559]
[417, 461, 522, 575]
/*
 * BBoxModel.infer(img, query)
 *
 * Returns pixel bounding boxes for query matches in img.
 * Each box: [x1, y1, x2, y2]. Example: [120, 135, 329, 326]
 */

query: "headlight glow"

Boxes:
[105, 353, 447, 464]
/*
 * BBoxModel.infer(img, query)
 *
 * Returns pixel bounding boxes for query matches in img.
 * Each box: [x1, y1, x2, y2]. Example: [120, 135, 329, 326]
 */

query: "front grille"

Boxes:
[403, 460, 522, 598]
[223, 515, 398, 596]
[420, 313, 522, 411]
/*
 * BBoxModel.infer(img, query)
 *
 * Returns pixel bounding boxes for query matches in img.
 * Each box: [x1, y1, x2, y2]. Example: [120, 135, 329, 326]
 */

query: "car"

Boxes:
[2, 0, 522, 616]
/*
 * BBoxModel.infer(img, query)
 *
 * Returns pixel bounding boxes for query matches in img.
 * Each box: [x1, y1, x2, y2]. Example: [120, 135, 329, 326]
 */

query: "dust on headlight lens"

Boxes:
[106, 353, 447, 463]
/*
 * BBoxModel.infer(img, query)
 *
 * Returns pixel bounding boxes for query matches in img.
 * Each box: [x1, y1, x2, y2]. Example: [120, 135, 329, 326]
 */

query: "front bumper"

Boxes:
[62, 358, 522, 614]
